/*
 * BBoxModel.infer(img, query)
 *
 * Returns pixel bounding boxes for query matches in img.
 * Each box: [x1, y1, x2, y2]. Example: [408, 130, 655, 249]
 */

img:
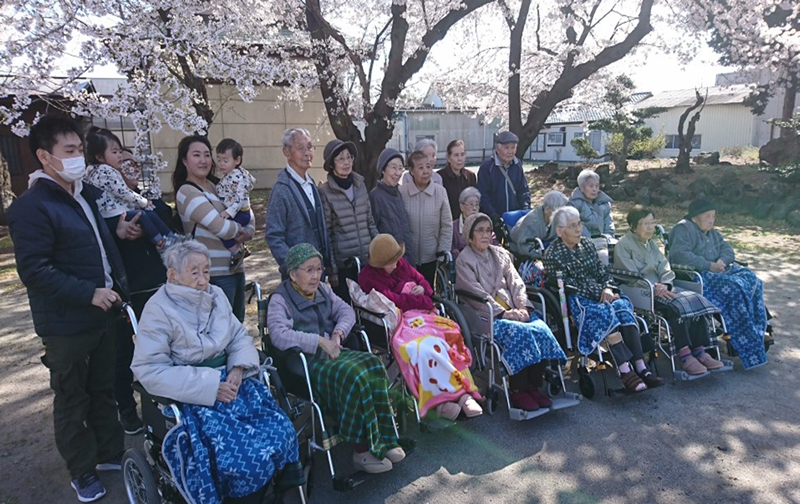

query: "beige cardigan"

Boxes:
[455, 244, 531, 319]
[613, 231, 676, 285]
[400, 180, 453, 264]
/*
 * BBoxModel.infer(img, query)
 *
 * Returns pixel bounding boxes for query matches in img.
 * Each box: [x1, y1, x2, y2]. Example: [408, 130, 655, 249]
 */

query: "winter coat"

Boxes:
[613, 231, 676, 285]
[569, 187, 615, 238]
[358, 258, 434, 312]
[455, 244, 530, 320]
[400, 180, 453, 265]
[542, 237, 614, 302]
[319, 172, 378, 276]
[264, 168, 331, 273]
[476, 154, 530, 219]
[668, 219, 735, 272]
[130, 282, 259, 407]
[8, 174, 128, 337]
[438, 164, 477, 220]
[369, 181, 416, 265]
[267, 281, 355, 358]
[508, 205, 556, 258]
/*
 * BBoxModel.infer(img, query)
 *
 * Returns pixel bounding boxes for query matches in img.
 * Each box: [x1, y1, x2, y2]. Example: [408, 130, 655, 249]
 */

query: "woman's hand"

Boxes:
[226, 366, 244, 389]
[217, 382, 238, 403]
[653, 283, 676, 300]
[319, 336, 342, 360]
[710, 259, 726, 273]
[503, 309, 528, 321]
[331, 329, 346, 347]
[600, 288, 619, 303]
[410, 285, 425, 295]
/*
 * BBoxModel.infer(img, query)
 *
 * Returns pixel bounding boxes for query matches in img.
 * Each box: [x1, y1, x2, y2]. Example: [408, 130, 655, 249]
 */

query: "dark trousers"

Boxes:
[125, 209, 172, 246]
[112, 291, 157, 415]
[222, 210, 252, 249]
[657, 305, 712, 350]
[608, 324, 645, 365]
[211, 272, 246, 322]
[41, 326, 124, 478]
[331, 264, 359, 304]
[416, 261, 438, 289]
[509, 362, 546, 391]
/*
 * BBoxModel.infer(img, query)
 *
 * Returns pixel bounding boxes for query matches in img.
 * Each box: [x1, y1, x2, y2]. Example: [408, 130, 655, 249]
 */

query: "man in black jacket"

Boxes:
[8, 115, 134, 503]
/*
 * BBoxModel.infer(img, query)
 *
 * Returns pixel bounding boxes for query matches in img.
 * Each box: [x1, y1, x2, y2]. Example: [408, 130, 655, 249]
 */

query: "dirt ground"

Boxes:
[1, 165, 799, 503]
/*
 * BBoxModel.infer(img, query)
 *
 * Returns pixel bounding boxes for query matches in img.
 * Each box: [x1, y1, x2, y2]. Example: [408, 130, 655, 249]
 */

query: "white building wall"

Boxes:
[643, 104, 755, 156]
[535, 125, 608, 163]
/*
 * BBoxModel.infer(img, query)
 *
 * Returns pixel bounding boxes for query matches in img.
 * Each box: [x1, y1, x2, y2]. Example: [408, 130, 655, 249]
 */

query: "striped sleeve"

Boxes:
[176, 185, 239, 240]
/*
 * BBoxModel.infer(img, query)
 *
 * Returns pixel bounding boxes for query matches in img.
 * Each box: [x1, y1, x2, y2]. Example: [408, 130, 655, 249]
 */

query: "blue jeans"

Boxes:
[125, 209, 172, 245]
[211, 272, 246, 322]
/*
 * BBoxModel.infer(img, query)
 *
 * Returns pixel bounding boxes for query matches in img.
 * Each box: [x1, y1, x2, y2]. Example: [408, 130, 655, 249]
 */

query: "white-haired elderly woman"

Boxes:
[668, 198, 768, 370]
[451, 186, 498, 257]
[131, 241, 301, 504]
[569, 169, 615, 264]
[509, 190, 569, 259]
[268, 243, 405, 475]
[402, 138, 443, 186]
[542, 207, 664, 393]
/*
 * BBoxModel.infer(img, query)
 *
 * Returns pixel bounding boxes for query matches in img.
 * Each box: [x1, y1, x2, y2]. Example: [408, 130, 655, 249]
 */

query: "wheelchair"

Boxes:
[255, 284, 415, 494]
[120, 304, 307, 504]
[607, 267, 734, 381]
[658, 225, 776, 356]
[497, 209, 531, 249]
[454, 286, 581, 420]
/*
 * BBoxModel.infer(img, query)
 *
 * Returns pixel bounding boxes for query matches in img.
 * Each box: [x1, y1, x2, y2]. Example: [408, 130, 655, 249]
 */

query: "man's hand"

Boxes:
[318, 336, 342, 360]
[226, 366, 244, 389]
[710, 259, 726, 273]
[217, 382, 238, 403]
[116, 213, 143, 241]
[91, 288, 121, 311]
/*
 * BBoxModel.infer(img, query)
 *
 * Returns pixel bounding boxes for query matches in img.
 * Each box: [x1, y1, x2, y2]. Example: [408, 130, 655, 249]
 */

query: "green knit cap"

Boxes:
[285, 243, 323, 272]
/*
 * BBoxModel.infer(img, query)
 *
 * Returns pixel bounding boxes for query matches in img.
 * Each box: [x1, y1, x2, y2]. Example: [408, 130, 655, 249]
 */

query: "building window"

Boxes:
[92, 116, 142, 151]
[547, 131, 566, 147]
[665, 134, 701, 149]
[531, 133, 546, 153]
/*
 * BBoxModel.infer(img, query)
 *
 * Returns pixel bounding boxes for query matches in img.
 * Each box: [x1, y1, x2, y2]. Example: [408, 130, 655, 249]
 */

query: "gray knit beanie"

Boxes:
[376, 147, 403, 175]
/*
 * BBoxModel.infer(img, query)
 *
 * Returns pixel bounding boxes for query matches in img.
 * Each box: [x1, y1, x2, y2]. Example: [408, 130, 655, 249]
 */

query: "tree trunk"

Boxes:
[780, 71, 798, 139]
[615, 138, 630, 175]
[510, 0, 655, 158]
[0, 153, 13, 226]
[676, 90, 705, 174]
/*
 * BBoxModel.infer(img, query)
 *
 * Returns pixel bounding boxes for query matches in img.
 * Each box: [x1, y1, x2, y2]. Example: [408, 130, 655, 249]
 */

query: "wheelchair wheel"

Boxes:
[578, 367, 595, 400]
[123, 448, 160, 504]
[486, 389, 500, 415]
[548, 380, 563, 398]
[439, 299, 475, 367]
[433, 265, 450, 300]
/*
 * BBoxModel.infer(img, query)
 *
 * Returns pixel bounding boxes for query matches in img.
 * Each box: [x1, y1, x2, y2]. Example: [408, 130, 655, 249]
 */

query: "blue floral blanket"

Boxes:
[492, 315, 567, 375]
[162, 369, 300, 504]
[700, 265, 768, 369]
[568, 295, 637, 356]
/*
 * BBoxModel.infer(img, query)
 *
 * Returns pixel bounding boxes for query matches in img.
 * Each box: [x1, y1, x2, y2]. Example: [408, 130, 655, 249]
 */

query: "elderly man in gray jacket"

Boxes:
[265, 127, 331, 278]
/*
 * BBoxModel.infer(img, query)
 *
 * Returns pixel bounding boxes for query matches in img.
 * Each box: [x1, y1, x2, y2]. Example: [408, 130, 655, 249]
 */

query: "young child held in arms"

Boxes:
[84, 128, 182, 249]
[215, 138, 256, 269]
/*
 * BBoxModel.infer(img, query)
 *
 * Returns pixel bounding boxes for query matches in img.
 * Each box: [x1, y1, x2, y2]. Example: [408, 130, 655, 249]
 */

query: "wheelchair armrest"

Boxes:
[436, 250, 452, 264]
[132, 381, 178, 405]
[608, 268, 645, 284]
[455, 288, 491, 304]
[353, 304, 387, 319]
[671, 263, 698, 273]
[734, 260, 748, 267]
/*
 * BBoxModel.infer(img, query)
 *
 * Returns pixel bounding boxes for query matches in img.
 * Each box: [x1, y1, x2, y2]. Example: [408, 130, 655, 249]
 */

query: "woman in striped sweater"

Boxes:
[172, 136, 255, 321]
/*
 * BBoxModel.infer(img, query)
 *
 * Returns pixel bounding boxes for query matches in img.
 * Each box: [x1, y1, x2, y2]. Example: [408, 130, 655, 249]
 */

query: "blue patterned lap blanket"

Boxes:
[162, 369, 300, 504]
[568, 295, 637, 356]
[700, 265, 767, 369]
[492, 315, 567, 375]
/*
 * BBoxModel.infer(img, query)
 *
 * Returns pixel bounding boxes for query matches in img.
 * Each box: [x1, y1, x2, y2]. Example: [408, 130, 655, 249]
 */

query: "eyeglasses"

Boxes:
[558, 222, 583, 231]
[336, 154, 354, 163]
[462, 201, 480, 209]
[293, 145, 315, 154]
[473, 227, 493, 235]
[297, 265, 325, 276]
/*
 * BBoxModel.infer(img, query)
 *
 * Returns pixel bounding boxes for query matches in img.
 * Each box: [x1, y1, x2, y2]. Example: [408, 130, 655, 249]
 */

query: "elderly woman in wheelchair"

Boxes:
[668, 198, 769, 369]
[456, 212, 568, 412]
[267, 243, 406, 475]
[131, 241, 301, 504]
[614, 206, 725, 376]
[543, 207, 664, 393]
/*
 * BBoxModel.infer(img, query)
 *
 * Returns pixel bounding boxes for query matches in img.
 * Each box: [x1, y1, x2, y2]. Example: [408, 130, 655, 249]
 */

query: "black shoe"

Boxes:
[120, 408, 144, 435]
[637, 368, 665, 388]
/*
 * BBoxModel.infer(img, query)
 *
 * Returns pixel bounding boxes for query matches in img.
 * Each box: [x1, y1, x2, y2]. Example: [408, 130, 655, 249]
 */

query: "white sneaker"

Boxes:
[385, 447, 406, 463]
[352, 451, 393, 474]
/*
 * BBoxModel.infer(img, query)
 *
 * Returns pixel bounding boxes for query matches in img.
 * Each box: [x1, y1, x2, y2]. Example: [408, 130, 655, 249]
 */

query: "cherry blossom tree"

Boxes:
[432, 0, 659, 159]
[682, 0, 799, 137]
[1, 0, 315, 170]
[300, 0, 495, 186]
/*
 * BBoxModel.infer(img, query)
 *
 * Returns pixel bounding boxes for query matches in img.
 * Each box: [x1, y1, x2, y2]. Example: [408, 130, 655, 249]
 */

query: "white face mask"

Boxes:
[51, 155, 86, 183]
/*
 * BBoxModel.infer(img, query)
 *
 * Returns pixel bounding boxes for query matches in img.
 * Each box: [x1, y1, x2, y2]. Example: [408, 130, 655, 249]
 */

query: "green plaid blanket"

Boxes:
[310, 350, 398, 459]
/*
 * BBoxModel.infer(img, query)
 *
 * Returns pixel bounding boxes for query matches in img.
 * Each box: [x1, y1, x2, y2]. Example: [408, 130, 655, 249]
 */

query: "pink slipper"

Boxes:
[458, 394, 483, 418]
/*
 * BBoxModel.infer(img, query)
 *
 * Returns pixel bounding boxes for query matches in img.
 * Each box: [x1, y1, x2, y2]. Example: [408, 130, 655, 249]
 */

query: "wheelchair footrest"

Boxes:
[549, 394, 581, 411]
[673, 369, 710, 381]
[508, 407, 550, 421]
[710, 360, 734, 372]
